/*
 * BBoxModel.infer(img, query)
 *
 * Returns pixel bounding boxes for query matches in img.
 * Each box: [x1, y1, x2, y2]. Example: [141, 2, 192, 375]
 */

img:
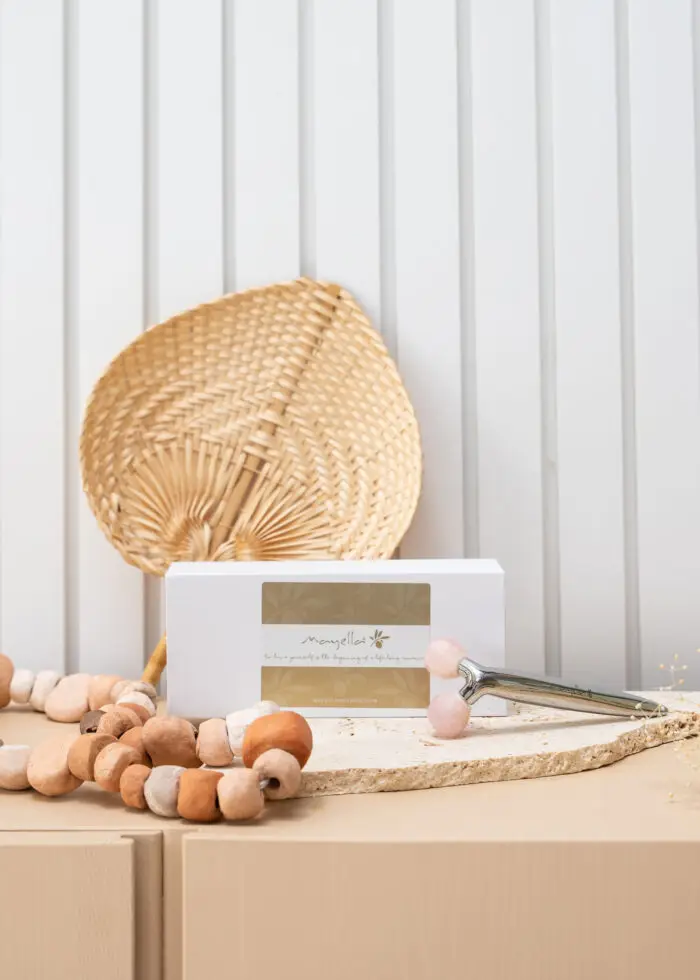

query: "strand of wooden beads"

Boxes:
[0, 651, 157, 723]
[0, 652, 312, 821]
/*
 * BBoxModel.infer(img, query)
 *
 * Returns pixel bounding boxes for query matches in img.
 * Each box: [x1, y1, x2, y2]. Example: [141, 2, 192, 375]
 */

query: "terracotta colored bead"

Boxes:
[27, 735, 83, 796]
[241, 711, 313, 769]
[0, 653, 14, 709]
[10, 668, 35, 704]
[94, 742, 141, 792]
[177, 769, 224, 822]
[142, 717, 199, 768]
[252, 749, 302, 801]
[44, 673, 91, 723]
[115, 690, 156, 717]
[29, 670, 62, 712]
[97, 706, 141, 739]
[119, 725, 150, 766]
[143, 765, 185, 817]
[197, 718, 234, 767]
[80, 710, 105, 734]
[0, 744, 31, 790]
[116, 701, 152, 725]
[120, 763, 152, 810]
[216, 769, 265, 821]
[88, 674, 122, 710]
[67, 733, 117, 782]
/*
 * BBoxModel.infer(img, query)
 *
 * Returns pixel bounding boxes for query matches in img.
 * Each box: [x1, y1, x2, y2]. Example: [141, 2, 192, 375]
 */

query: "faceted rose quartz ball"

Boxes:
[427, 692, 471, 739]
[424, 639, 464, 679]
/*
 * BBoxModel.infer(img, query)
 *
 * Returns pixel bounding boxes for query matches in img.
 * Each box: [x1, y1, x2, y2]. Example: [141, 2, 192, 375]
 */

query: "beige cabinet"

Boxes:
[0, 831, 161, 980]
[179, 833, 700, 980]
[2, 708, 700, 980]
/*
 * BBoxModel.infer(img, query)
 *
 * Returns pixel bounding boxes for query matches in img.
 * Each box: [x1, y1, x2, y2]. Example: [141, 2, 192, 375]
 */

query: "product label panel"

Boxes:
[261, 582, 431, 709]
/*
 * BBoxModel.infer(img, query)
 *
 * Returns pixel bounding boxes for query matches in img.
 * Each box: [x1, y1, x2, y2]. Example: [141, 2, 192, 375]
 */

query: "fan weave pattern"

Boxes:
[81, 278, 422, 576]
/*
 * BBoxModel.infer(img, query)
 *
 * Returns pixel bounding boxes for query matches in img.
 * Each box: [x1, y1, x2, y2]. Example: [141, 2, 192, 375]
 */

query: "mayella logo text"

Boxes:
[300, 629, 391, 652]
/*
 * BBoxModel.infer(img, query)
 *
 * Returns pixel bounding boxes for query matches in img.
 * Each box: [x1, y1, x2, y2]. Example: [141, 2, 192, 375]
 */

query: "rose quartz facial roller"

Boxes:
[424, 639, 667, 739]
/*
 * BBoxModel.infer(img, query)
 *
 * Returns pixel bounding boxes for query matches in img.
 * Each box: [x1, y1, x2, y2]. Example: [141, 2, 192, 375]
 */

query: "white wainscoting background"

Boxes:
[1, 0, 699, 690]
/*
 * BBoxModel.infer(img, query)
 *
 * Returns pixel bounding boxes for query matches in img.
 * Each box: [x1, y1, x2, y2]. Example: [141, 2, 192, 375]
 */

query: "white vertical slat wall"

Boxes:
[0, 0, 699, 690]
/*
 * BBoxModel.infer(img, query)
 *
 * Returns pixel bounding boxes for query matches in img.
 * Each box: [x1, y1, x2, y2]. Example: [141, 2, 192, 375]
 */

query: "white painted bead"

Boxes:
[10, 669, 35, 704]
[0, 744, 31, 790]
[143, 765, 185, 818]
[116, 689, 156, 716]
[225, 701, 280, 755]
[29, 671, 62, 712]
[117, 680, 157, 701]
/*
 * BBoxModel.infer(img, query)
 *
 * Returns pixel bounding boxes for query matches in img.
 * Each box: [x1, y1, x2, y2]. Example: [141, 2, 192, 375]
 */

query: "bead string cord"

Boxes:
[0, 653, 312, 822]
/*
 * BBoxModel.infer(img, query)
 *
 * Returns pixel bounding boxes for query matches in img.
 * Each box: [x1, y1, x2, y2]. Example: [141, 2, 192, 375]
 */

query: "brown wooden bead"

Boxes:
[27, 735, 82, 797]
[241, 711, 313, 769]
[117, 702, 151, 725]
[94, 742, 141, 792]
[80, 710, 105, 734]
[87, 674, 122, 711]
[142, 717, 199, 768]
[177, 769, 224, 822]
[119, 763, 151, 809]
[67, 733, 117, 782]
[119, 725, 150, 766]
[196, 718, 233, 767]
[97, 706, 141, 739]
[0, 652, 14, 709]
[44, 673, 90, 723]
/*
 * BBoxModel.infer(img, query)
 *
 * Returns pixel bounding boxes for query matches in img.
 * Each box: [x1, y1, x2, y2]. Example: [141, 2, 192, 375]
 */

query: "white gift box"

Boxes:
[165, 559, 506, 720]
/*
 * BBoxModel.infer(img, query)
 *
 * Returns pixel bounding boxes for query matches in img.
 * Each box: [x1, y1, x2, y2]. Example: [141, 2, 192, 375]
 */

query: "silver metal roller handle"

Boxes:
[457, 658, 667, 718]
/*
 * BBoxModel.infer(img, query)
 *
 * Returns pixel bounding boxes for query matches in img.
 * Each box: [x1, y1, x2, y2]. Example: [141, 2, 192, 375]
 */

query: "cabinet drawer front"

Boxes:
[182, 837, 700, 980]
[0, 832, 136, 980]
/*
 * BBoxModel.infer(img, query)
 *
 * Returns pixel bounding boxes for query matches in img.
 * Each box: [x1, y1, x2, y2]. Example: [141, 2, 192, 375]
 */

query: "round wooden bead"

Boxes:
[116, 701, 152, 725]
[88, 674, 122, 711]
[10, 669, 35, 704]
[142, 717, 199, 768]
[120, 764, 152, 810]
[80, 710, 105, 734]
[143, 765, 185, 817]
[94, 742, 141, 792]
[27, 735, 83, 796]
[67, 733, 117, 782]
[97, 706, 141, 739]
[109, 679, 132, 703]
[44, 673, 91, 723]
[117, 680, 157, 702]
[252, 749, 302, 801]
[119, 726, 150, 766]
[116, 690, 156, 717]
[242, 711, 313, 769]
[0, 744, 31, 790]
[177, 769, 224, 822]
[0, 653, 14, 709]
[216, 769, 265, 821]
[29, 670, 62, 712]
[196, 718, 234, 767]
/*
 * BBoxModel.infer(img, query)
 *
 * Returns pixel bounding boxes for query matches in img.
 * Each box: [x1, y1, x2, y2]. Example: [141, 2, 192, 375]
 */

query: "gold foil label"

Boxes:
[262, 582, 430, 626]
[261, 666, 430, 709]
[261, 582, 431, 710]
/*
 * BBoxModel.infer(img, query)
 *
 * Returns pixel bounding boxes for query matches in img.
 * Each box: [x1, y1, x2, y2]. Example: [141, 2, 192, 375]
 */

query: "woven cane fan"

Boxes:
[81, 278, 422, 685]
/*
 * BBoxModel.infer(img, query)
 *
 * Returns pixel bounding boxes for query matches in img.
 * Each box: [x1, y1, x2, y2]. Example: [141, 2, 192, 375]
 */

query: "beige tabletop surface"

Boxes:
[1, 702, 700, 840]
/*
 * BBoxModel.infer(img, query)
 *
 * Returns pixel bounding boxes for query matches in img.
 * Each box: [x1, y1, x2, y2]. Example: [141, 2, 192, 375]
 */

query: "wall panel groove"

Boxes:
[0, 0, 698, 688]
